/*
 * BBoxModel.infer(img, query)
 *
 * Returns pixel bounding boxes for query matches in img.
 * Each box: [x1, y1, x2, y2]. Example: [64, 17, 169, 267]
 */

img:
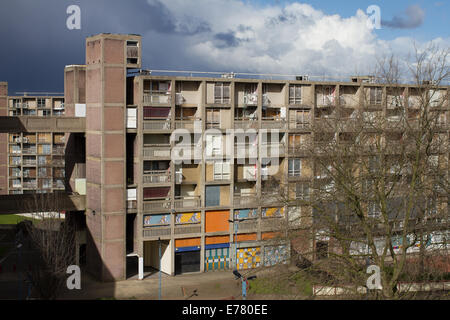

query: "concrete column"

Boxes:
[138, 256, 144, 280]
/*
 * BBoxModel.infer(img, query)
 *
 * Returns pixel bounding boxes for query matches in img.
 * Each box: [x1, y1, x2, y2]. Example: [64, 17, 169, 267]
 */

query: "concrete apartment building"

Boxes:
[0, 33, 449, 281]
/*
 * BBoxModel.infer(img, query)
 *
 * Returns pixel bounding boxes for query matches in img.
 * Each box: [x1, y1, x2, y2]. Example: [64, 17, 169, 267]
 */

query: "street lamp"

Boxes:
[158, 237, 161, 300]
[228, 218, 239, 270]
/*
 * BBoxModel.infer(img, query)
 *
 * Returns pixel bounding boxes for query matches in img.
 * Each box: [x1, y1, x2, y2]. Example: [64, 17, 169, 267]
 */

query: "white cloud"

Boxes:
[143, 0, 449, 78]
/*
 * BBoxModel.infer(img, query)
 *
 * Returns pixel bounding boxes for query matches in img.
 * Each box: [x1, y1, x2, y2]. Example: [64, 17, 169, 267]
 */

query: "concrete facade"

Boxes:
[1, 33, 449, 282]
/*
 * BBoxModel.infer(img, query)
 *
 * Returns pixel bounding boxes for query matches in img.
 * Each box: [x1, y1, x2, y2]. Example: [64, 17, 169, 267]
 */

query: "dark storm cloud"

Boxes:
[381, 5, 425, 29]
[0, 0, 210, 94]
[214, 31, 242, 48]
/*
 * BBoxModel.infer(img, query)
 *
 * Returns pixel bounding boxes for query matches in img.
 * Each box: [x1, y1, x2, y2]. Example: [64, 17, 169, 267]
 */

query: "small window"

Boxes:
[288, 159, 301, 177]
[289, 85, 302, 104]
[214, 82, 231, 104]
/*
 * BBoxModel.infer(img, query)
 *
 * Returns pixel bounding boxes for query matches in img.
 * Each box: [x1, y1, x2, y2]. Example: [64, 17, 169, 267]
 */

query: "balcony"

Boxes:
[289, 121, 311, 130]
[143, 199, 171, 213]
[143, 170, 171, 184]
[261, 118, 286, 129]
[243, 93, 258, 106]
[143, 120, 172, 131]
[23, 181, 37, 189]
[127, 200, 137, 210]
[22, 147, 37, 155]
[234, 143, 258, 158]
[288, 144, 311, 156]
[234, 193, 258, 207]
[260, 142, 285, 157]
[174, 224, 201, 235]
[143, 144, 171, 158]
[53, 180, 65, 189]
[234, 119, 258, 129]
[53, 146, 65, 155]
[174, 196, 201, 210]
[143, 91, 171, 105]
[52, 159, 65, 167]
[143, 226, 172, 238]
[236, 219, 258, 233]
[22, 159, 36, 166]
[175, 118, 201, 130]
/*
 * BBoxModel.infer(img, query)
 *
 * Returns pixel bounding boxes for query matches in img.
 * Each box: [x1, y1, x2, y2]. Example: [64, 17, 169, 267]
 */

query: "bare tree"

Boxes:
[23, 193, 76, 300]
[273, 44, 450, 299]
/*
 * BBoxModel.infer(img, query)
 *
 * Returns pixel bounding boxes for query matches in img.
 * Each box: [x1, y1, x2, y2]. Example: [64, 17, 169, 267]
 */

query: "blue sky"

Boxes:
[0, 0, 448, 93]
[252, 0, 449, 40]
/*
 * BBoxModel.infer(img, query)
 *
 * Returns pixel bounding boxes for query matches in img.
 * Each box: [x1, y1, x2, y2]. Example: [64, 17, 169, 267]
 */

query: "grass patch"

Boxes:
[249, 271, 313, 297]
[0, 214, 36, 225]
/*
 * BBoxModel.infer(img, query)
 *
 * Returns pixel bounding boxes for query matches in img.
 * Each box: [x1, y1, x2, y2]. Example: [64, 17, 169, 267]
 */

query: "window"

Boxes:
[206, 135, 222, 156]
[288, 159, 301, 177]
[317, 86, 335, 106]
[213, 161, 230, 180]
[214, 82, 231, 104]
[37, 98, 46, 108]
[429, 90, 443, 107]
[368, 201, 381, 218]
[42, 144, 51, 155]
[295, 182, 310, 200]
[206, 109, 220, 128]
[369, 87, 382, 105]
[289, 85, 302, 104]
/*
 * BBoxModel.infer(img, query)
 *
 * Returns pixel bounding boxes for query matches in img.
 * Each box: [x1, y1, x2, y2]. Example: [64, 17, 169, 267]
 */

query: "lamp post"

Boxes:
[158, 237, 161, 300]
[228, 218, 239, 270]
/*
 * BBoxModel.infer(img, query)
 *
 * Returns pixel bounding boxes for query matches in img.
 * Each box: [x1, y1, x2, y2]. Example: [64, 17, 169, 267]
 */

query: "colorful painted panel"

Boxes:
[143, 214, 171, 226]
[175, 212, 201, 224]
[234, 208, 258, 220]
[262, 207, 285, 218]
[264, 245, 289, 267]
[205, 246, 230, 271]
[236, 247, 261, 270]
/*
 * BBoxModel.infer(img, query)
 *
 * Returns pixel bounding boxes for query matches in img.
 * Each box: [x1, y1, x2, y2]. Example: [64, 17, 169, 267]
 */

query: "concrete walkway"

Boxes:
[60, 270, 245, 300]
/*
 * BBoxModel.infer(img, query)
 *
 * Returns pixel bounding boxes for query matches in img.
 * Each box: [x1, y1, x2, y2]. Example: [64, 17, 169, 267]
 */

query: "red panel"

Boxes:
[143, 187, 170, 199]
[143, 107, 170, 118]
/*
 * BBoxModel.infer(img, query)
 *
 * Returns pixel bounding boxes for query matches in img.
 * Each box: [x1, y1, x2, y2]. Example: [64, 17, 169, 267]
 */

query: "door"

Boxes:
[175, 250, 200, 274]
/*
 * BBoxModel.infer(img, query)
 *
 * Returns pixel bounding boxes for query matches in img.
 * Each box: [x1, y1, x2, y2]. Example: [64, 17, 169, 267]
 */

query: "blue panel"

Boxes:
[176, 246, 201, 252]
[205, 185, 220, 207]
[205, 243, 230, 250]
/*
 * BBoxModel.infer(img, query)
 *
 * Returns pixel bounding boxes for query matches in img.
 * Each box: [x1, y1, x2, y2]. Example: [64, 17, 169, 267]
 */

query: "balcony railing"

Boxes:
[261, 118, 286, 129]
[143, 170, 171, 184]
[143, 91, 171, 105]
[143, 199, 171, 213]
[53, 146, 65, 155]
[174, 196, 201, 209]
[234, 119, 258, 129]
[243, 93, 258, 106]
[260, 143, 285, 157]
[143, 226, 171, 238]
[175, 118, 201, 129]
[143, 120, 172, 131]
[22, 159, 36, 166]
[127, 200, 137, 210]
[53, 181, 65, 189]
[237, 219, 258, 233]
[174, 224, 201, 235]
[22, 147, 37, 155]
[288, 121, 311, 130]
[23, 181, 37, 189]
[234, 193, 258, 206]
[143, 144, 171, 158]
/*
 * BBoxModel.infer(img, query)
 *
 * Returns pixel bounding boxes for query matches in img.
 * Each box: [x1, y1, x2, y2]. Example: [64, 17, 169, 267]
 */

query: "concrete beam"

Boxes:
[0, 193, 86, 215]
[0, 116, 85, 133]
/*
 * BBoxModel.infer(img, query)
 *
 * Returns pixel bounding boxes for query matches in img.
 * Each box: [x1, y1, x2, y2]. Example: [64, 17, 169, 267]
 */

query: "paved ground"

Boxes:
[59, 269, 247, 300]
